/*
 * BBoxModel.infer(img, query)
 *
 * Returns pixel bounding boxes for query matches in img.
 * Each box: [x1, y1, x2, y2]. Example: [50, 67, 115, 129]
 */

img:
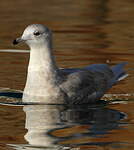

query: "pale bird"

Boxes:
[13, 24, 128, 104]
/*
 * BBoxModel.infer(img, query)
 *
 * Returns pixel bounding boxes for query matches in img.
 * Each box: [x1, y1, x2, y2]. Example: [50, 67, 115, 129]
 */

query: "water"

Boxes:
[0, 102, 134, 150]
[0, 0, 134, 149]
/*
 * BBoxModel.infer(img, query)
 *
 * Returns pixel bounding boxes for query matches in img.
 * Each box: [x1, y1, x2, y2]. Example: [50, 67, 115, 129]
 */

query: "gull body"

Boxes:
[13, 24, 128, 104]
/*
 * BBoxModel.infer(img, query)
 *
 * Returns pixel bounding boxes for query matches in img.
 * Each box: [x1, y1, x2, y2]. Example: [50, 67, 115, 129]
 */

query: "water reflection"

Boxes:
[8, 103, 125, 150]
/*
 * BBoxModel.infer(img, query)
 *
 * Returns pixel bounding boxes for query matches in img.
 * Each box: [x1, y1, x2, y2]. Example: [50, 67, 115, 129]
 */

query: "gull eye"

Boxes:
[33, 31, 41, 36]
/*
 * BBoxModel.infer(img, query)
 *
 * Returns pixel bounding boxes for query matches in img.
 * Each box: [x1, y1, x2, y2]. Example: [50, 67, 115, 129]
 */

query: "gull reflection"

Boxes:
[8, 103, 125, 150]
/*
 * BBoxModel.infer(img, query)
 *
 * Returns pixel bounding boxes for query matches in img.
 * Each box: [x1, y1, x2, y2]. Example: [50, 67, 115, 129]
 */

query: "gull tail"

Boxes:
[111, 62, 128, 82]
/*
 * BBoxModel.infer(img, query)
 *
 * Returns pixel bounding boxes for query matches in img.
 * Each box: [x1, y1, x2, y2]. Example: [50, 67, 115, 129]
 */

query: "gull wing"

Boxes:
[60, 63, 127, 104]
[60, 69, 113, 104]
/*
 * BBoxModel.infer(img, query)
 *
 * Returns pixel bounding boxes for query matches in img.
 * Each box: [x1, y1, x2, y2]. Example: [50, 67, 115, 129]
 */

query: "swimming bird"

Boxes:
[13, 24, 128, 104]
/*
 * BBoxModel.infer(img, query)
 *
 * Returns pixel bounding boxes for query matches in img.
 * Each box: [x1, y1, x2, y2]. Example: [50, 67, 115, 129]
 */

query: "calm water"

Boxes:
[0, 0, 134, 149]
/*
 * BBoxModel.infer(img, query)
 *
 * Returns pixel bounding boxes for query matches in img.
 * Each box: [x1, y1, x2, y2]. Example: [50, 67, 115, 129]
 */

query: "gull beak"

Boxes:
[13, 37, 24, 45]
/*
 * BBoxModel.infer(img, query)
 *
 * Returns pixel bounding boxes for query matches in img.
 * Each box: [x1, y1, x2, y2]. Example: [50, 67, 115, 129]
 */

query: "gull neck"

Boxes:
[28, 41, 58, 74]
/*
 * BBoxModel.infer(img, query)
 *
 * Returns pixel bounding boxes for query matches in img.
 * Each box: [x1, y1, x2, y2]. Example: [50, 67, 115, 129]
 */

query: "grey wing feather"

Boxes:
[60, 68, 114, 104]
[61, 64, 110, 74]
[60, 63, 127, 104]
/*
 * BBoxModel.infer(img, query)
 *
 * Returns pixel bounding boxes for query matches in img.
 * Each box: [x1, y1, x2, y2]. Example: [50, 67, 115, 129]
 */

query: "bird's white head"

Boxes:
[13, 24, 52, 49]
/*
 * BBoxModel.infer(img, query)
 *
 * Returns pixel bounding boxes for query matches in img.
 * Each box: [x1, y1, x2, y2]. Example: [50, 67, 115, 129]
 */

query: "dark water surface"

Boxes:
[0, 0, 134, 149]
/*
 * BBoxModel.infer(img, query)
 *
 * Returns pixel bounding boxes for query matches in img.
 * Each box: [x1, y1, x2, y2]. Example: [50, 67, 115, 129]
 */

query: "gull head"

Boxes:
[13, 24, 52, 48]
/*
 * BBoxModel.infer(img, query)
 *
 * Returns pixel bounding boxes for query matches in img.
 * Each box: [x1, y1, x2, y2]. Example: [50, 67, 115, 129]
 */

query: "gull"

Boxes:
[13, 24, 128, 104]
